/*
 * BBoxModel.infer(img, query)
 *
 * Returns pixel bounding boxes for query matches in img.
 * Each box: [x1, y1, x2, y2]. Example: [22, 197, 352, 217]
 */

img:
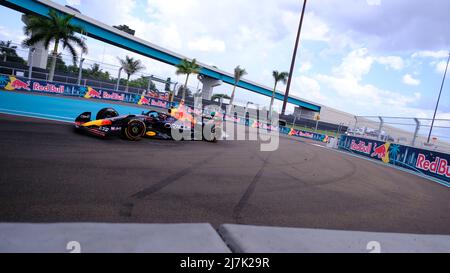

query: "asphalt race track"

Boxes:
[1, 113, 450, 234]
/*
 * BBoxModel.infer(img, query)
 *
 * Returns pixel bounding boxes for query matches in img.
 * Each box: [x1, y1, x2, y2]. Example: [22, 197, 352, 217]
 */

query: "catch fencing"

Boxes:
[352, 116, 450, 154]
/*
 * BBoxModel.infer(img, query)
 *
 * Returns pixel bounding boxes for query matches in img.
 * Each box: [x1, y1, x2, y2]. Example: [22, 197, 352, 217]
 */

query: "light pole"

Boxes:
[77, 31, 87, 85]
[28, 48, 35, 80]
[115, 67, 123, 91]
[281, 0, 307, 115]
[427, 52, 450, 143]
[77, 58, 85, 86]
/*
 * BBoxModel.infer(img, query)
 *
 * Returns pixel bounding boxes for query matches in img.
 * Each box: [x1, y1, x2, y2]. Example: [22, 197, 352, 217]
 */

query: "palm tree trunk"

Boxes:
[269, 82, 277, 114]
[3, 54, 6, 62]
[48, 41, 59, 82]
[182, 73, 190, 101]
[230, 84, 237, 105]
[126, 74, 131, 92]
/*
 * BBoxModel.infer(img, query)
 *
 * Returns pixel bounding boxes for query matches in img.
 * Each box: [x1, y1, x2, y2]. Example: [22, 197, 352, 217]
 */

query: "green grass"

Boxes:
[289, 123, 342, 137]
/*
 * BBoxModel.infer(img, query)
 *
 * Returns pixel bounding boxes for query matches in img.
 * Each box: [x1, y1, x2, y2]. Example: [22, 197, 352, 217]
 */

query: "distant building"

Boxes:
[293, 106, 315, 120]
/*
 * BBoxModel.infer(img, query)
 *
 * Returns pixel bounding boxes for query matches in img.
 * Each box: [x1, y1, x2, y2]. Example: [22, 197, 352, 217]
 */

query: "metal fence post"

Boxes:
[28, 48, 35, 80]
[353, 116, 358, 132]
[115, 67, 123, 91]
[412, 118, 420, 147]
[378, 116, 384, 140]
[77, 58, 85, 86]
[147, 75, 153, 92]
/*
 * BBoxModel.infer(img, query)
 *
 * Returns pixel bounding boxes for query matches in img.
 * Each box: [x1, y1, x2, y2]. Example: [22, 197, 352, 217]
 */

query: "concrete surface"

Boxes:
[219, 224, 450, 253]
[0, 223, 230, 253]
[0, 114, 450, 235]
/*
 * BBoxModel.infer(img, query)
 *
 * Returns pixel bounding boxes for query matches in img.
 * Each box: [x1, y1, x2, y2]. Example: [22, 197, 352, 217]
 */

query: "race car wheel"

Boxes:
[122, 119, 146, 141]
[96, 108, 119, 120]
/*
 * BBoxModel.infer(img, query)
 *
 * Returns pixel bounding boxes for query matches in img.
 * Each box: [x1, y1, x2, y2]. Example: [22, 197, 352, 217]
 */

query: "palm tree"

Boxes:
[88, 63, 102, 78]
[0, 40, 17, 62]
[118, 55, 145, 92]
[23, 10, 87, 82]
[175, 58, 201, 101]
[270, 70, 289, 114]
[229, 65, 247, 105]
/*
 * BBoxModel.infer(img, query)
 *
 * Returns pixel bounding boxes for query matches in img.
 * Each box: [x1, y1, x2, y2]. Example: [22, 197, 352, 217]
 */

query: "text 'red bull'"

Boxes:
[416, 154, 450, 178]
[350, 140, 372, 154]
[33, 82, 64, 93]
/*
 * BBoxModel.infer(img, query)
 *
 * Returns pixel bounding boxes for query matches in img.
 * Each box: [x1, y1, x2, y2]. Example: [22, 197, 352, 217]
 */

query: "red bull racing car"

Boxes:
[74, 107, 220, 142]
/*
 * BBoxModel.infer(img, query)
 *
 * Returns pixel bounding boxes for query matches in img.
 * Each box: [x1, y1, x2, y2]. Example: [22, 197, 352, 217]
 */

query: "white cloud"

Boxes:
[0, 26, 12, 38]
[299, 62, 312, 73]
[376, 56, 404, 70]
[292, 75, 326, 103]
[66, 0, 81, 6]
[366, 0, 381, 6]
[310, 48, 422, 116]
[333, 48, 374, 80]
[297, 12, 330, 42]
[402, 74, 420, 86]
[435, 60, 448, 74]
[187, 37, 226, 53]
[412, 50, 449, 59]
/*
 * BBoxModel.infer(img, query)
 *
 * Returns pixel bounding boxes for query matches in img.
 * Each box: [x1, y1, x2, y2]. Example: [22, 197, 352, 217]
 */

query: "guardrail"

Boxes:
[339, 135, 450, 185]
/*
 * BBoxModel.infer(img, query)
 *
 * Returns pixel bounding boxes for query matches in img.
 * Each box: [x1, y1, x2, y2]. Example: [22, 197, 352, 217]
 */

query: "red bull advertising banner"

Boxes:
[279, 126, 330, 143]
[339, 135, 450, 185]
[0, 75, 174, 110]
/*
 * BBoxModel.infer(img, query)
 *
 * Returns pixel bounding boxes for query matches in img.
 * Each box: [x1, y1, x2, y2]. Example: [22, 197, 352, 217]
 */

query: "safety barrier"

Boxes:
[339, 135, 450, 184]
[0, 75, 177, 110]
[279, 127, 331, 143]
[221, 114, 332, 143]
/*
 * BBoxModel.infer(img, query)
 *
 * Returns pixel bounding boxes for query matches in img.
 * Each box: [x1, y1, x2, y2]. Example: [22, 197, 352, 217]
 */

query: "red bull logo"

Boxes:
[371, 142, 390, 163]
[4, 77, 31, 91]
[138, 95, 151, 105]
[84, 87, 102, 99]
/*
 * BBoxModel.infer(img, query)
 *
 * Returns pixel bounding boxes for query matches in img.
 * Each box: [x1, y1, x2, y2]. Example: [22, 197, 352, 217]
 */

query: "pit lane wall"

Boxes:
[0, 75, 332, 144]
[339, 135, 450, 185]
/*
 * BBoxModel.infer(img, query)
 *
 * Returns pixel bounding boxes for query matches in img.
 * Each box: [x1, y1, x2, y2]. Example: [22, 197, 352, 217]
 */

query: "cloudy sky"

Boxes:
[0, 0, 449, 118]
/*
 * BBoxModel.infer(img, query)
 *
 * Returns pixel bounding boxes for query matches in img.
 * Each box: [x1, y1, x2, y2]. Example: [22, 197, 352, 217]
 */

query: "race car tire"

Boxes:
[122, 119, 146, 141]
[96, 108, 119, 120]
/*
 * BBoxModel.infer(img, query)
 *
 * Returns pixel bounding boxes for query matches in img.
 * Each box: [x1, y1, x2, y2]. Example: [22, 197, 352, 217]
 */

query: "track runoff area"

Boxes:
[0, 91, 448, 236]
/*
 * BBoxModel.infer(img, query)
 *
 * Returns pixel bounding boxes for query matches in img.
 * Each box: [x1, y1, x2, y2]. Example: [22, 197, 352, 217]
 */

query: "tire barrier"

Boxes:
[339, 135, 450, 185]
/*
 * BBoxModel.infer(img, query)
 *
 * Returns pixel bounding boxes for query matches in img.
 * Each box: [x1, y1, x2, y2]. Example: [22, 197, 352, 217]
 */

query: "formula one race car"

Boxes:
[74, 107, 220, 142]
